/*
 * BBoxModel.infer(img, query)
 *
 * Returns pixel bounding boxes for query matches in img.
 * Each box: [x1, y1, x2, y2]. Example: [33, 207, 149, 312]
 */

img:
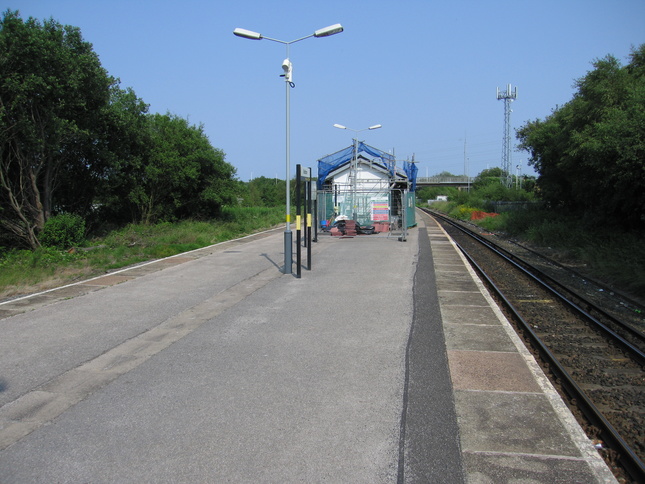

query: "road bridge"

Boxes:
[416, 175, 472, 190]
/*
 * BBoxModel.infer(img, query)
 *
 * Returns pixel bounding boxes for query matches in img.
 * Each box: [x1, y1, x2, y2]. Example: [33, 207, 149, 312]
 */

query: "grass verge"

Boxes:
[0, 206, 284, 300]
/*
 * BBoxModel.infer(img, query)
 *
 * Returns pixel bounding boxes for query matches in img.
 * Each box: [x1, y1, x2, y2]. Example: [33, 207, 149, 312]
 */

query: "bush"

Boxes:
[476, 212, 508, 232]
[450, 205, 478, 221]
[40, 214, 86, 249]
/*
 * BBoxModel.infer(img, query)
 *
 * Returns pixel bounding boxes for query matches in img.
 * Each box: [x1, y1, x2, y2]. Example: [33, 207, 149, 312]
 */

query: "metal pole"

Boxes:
[296, 164, 301, 278]
[313, 197, 318, 242]
[303, 177, 308, 249]
[353, 137, 358, 221]
[283, 51, 292, 274]
[307, 168, 312, 270]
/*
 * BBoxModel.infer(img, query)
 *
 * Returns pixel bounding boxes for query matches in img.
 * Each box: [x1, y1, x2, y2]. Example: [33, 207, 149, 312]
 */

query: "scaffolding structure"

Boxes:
[317, 186, 406, 223]
[316, 142, 417, 235]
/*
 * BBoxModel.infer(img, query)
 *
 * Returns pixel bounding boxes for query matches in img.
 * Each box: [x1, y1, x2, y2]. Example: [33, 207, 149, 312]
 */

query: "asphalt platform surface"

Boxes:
[0, 211, 617, 483]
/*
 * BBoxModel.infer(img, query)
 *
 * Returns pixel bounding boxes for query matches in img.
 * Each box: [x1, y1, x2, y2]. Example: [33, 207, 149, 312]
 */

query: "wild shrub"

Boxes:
[502, 209, 550, 236]
[476, 212, 508, 232]
[581, 233, 645, 294]
[39, 214, 86, 249]
[450, 205, 479, 221]
[525, 218, 584, 246]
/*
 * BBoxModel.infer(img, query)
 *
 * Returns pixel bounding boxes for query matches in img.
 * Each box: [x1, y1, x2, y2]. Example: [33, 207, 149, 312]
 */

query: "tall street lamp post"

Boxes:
[333, 123, 382, 221]
[234, 24, 343, 274]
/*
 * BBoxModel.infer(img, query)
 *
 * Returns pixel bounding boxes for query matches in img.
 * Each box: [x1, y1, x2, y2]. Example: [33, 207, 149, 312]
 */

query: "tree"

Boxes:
[126, 113, 237, 223]
[0, 10, 115, 248]
[473, 167, 504, 189]
[245, 176, 285, 207]
[1, 11, 239, 244]
[518, 45, 645, 229]
[93, 85, 151, 225]
[416, 186, 458, 202]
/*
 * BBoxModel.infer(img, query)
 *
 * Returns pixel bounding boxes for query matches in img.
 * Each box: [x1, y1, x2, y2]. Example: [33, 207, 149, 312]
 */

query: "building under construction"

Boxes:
[316, 142, 417, 233]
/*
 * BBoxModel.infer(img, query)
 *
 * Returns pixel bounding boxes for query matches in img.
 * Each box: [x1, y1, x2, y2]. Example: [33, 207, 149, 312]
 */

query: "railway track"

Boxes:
[421, 208, 645, 483]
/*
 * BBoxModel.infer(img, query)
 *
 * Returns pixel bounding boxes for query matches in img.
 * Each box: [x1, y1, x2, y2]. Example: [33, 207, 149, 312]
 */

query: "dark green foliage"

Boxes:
[243, 176, 286, 207]
[1, 11, 240, 250]
[0, 10, 115, 248]
[91, 85, 151, 226]
[122, 113, 237, 224]
[39, 213, 85, 249]
[472, 167, 504, 189]
[501, 208, 645, 296]
[518, 44, 645, 229]
[416, 186, 459, 202]
[416, 168, 537, 207]
[431, 177, 536, 212]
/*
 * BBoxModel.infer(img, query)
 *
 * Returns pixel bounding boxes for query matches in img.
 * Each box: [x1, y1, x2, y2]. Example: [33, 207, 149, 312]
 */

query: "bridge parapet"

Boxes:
[417, 176, 471, 184]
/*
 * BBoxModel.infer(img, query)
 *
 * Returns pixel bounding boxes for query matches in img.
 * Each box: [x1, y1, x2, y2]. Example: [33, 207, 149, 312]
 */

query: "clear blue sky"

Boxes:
[8, 0, 645, 181]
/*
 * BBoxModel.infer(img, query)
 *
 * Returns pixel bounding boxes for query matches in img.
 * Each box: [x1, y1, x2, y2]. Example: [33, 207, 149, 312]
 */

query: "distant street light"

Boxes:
[333, 123, 382, 221]
[234, 24, 343, 274]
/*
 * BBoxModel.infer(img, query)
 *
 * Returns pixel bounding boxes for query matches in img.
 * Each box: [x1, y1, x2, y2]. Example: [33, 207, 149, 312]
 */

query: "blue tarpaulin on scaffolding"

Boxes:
[403, 160, 418, 192]
[316, 142, 396, 190]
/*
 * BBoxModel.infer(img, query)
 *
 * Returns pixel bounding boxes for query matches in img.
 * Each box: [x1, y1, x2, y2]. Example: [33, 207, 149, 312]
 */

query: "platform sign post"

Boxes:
[313, 195, 318, 243]
[296, 164, 302, 278]
[306, 167, 312, 270]
[302, 167, 310, 250]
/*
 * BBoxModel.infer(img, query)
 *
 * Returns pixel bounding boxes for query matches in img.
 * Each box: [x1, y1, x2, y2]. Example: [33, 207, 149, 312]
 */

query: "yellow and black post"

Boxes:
[295, 164, 302, 278]
[306, 167, 312, 270]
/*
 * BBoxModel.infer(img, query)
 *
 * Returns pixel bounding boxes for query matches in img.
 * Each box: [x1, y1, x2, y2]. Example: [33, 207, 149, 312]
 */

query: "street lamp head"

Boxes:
[334, 123, 381, 132]
[235, 24, 343, 45]
[233, 28, 262, 40]
[314, 24, 344, 38]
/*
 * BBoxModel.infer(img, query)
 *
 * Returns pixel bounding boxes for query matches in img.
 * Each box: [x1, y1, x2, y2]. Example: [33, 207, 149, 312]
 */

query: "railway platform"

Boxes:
[0, 211, 617, 483]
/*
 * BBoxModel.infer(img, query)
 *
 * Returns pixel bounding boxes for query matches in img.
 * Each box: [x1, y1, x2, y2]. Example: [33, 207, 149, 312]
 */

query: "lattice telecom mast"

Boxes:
[496, 84, 517, 187]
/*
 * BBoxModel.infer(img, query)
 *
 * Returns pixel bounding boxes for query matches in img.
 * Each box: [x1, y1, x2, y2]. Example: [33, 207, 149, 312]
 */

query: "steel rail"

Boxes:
[507, 237, 645, 322]
[426, 209, 645, 364]
[462, 219, 645, 345]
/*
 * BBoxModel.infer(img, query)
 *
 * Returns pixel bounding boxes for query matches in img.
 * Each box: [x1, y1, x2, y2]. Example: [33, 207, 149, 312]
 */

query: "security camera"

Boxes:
[281, 58, 293, 82]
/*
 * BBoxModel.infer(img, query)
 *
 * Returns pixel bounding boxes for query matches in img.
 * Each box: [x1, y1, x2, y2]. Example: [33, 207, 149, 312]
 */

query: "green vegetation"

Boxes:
[1, 13, 642, 301]
[518, 44, 645, 230]
[0, 11, 237, 250]
[421, 182, 644, 298]
[0, 206, 284, 299]
[418, 45, 645, 297]
[237, 176, 287, 208]
[0, 12, 290, 298]
[39, 214, 86, 250]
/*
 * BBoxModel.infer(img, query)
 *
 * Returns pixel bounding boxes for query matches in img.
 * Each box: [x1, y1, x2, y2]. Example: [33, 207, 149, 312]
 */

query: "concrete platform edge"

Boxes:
[429, 214, 617, 484]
